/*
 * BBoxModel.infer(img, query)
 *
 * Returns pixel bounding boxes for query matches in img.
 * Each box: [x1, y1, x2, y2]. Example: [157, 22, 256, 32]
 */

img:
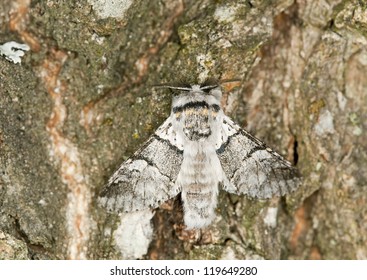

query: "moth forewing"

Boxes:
[99, 120, 183, 213]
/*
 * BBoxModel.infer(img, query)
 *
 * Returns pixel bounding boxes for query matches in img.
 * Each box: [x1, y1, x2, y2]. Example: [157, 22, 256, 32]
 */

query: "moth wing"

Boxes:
[99, 118, 183, 212]
[217, 116, 300, 199]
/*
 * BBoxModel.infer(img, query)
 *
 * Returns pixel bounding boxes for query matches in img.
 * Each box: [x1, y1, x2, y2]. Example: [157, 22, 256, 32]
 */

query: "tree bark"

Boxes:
[0, 0, 366, 260]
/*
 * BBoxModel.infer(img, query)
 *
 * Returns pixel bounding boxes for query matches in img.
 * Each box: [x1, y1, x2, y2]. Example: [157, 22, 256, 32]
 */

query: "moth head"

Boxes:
[198, 84, 222, 101]
[155, 84, 222, 101]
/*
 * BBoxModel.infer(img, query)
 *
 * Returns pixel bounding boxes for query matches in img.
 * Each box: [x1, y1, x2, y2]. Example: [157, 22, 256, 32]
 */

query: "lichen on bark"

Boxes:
[0, 0, 366, 260]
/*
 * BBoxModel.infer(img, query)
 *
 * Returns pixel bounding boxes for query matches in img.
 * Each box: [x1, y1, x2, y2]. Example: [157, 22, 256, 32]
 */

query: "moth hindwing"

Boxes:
[99, 84, 300, 229]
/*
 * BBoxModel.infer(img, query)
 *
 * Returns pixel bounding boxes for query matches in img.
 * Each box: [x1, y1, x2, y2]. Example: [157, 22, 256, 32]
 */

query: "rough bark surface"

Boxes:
[0, 0, 366, 259]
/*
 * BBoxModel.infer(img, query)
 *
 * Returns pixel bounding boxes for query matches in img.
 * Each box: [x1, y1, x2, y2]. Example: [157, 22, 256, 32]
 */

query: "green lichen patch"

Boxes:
[189, 244, 225, 260]
[334, 1, 367, 36]
[308, 99, 326, 118]
[0, 231, 29, 260]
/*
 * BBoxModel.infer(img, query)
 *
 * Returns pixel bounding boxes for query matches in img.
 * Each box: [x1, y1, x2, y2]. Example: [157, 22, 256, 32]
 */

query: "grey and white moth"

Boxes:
[99, 84, 300, 229]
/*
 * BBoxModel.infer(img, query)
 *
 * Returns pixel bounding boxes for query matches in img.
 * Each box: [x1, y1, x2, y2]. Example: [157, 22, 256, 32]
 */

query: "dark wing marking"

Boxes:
[217, 116, 300, 199]
[99, 119, 183, 212]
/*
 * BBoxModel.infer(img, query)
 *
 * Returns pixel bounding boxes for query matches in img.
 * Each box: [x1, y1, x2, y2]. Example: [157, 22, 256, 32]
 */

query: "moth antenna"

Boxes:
[153, 85, 193, 91]
[199, 84, 219, 90]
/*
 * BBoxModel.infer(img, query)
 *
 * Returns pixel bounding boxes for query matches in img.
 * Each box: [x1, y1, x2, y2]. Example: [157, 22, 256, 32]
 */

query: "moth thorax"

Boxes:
[183, 110, 211, 141]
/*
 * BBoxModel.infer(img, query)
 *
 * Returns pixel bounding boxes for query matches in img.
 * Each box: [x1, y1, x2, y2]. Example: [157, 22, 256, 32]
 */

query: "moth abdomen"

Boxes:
[181, 183, 218, 229]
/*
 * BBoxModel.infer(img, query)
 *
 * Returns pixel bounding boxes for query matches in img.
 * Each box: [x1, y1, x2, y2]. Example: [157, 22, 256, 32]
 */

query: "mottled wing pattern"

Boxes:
[217, 116, 300, 199]
[99, 118, 183, 212]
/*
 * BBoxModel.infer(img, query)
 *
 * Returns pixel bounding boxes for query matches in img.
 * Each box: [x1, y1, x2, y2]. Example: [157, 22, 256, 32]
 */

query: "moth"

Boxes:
[99, 84, 300, 229]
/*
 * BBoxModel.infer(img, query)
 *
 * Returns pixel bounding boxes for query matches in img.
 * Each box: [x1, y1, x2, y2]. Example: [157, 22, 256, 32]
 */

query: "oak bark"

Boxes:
[0, 0, 366, 259]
